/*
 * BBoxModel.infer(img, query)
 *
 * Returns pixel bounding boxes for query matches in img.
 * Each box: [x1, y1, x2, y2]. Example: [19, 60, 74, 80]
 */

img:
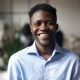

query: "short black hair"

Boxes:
[29, 3, 57, 22]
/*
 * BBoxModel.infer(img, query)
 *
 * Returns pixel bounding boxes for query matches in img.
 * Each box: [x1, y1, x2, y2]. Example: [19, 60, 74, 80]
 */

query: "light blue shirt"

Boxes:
[7, 41, 80, 80]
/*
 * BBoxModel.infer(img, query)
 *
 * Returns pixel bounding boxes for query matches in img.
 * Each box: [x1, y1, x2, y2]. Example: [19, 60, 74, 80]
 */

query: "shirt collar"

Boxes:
[26, 41, 39, 56]
[54, 43, 64, 54]
[51, 43, 65, 57]
[26, 41, 64, 56]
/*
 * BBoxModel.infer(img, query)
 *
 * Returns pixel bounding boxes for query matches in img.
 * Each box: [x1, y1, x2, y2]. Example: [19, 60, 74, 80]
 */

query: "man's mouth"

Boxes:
[37, 33, 49, 37]
[39, 34, 49, 37]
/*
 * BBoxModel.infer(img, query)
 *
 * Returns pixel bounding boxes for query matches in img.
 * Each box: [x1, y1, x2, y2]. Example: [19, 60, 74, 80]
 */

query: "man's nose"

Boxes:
[40, 22, 48, 30]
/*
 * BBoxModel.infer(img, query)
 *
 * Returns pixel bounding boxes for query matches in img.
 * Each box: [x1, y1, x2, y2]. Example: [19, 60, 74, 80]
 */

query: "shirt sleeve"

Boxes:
[7, 55, 22, 80]
[73, 57, 80, 80]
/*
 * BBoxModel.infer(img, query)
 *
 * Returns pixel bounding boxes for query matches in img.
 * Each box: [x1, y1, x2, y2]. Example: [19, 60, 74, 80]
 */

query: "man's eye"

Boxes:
[34, 21, 42, 26]
[47, 20, 55, 26]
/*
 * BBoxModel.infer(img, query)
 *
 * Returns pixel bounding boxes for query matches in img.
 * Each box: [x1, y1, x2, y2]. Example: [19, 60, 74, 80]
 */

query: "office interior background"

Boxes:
[0, 0, 80, 79]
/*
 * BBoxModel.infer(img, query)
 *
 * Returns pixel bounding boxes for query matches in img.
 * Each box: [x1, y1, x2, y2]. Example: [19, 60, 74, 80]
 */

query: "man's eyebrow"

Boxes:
[32, 19, 56, 22]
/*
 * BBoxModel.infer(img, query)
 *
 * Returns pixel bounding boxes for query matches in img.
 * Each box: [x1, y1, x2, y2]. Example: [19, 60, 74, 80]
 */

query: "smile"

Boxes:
[37, 33, 49, 38]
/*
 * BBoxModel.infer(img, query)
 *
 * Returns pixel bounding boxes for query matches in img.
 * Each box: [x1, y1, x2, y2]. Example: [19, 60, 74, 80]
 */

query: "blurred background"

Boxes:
[0, 0, 80, 79]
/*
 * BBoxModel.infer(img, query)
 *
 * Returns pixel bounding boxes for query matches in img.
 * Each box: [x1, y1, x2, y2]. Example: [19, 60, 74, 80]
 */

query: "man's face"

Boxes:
[30, 11, 58, 47]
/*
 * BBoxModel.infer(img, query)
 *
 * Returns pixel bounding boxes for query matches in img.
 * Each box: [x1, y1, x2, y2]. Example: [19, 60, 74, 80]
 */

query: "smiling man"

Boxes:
[30, 8, 58, 60]
[8, 3, 80, 80]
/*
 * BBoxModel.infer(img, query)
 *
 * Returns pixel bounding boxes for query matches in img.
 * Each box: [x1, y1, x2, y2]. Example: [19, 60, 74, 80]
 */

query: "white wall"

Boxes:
[12, 0, 46, 29]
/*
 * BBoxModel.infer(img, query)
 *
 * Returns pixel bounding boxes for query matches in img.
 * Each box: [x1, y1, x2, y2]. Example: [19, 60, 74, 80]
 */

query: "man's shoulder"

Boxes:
[9, 46, 31, 62]
[61, 47, 79, 60]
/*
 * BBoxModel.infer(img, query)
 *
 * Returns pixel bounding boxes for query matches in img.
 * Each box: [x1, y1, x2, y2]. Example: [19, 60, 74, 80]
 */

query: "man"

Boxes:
[8, 3, 80, 80]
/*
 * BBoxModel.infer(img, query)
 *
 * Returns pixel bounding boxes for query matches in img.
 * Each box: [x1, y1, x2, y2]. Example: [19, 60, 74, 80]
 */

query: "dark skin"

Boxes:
[30, 10, 58, 60]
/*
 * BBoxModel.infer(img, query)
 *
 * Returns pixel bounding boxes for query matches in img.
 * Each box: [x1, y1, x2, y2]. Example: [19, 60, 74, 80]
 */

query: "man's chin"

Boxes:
[39, 41, 50, 46]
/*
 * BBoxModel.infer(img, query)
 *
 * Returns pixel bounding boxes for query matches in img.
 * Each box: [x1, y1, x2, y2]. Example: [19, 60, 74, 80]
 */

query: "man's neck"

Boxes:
[35, 42, 55, 60]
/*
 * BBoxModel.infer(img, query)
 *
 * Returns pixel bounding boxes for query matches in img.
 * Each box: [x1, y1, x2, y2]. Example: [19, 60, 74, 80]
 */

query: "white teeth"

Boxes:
[39, 34, 48, 37]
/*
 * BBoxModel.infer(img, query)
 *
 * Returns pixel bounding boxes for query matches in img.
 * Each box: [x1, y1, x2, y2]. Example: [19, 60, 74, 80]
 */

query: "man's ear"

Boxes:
[30, 25, 32, 33]
[55, 24, 58, 31]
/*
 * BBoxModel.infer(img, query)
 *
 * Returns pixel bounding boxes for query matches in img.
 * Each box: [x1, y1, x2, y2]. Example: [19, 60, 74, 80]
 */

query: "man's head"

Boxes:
[29, 3, 57, 22]
[29, 3, 58, 47]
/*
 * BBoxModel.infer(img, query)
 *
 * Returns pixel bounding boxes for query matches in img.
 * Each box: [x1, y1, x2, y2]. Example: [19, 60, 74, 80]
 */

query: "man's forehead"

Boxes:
[31, 10, 56, 21]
